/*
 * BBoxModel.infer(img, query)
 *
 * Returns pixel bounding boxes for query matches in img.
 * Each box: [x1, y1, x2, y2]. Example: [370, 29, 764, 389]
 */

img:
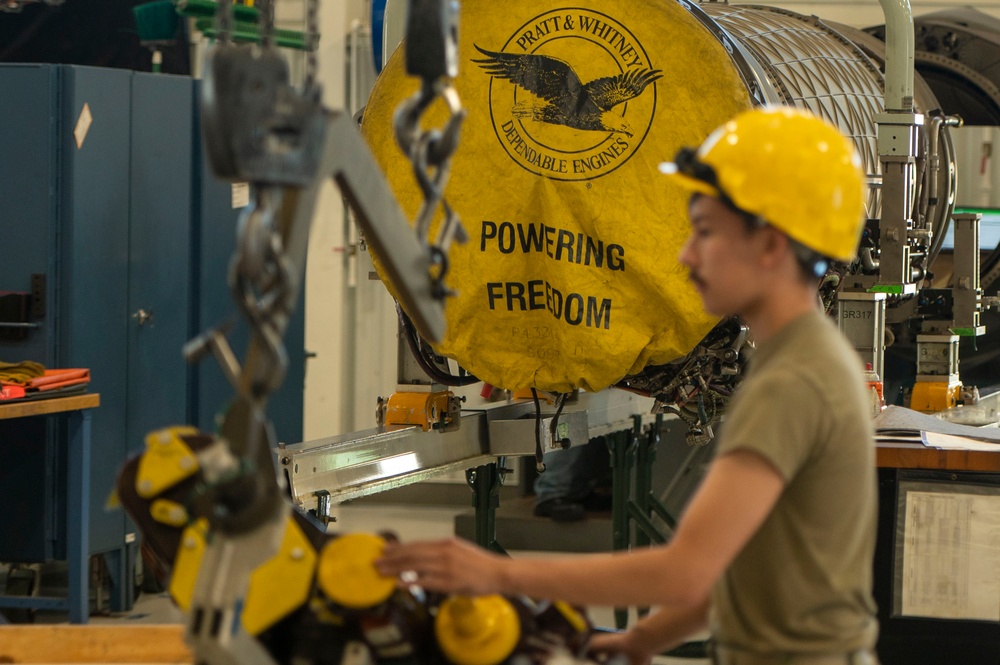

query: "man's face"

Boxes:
[678, 195, 767, 318]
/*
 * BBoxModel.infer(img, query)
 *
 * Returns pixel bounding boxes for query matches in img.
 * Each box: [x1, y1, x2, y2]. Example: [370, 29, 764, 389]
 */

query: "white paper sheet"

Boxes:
[901, 490, 1000, 620]
[922, 431, 1000, 452]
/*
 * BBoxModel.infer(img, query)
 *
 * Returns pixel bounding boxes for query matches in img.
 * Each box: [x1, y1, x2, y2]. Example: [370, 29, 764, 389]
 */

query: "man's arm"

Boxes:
[377, 450, 785, 607]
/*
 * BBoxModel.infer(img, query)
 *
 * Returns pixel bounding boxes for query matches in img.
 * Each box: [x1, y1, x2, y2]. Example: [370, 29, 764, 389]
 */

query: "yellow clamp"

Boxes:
[243, 517, 318, 635]
[169, 518, 208, 611]
[150, 498, 189, 527]
[136, 426, 200, 499]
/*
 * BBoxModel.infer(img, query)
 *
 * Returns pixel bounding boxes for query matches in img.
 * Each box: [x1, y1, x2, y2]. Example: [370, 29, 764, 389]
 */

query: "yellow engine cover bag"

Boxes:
[362, 0, 751, 392]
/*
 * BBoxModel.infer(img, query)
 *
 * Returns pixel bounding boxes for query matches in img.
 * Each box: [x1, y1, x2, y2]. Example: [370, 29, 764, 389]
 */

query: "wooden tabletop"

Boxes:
[0, 392, 100, 420]
[0, 624, 190, 663]
[877, 441, 1000, 472]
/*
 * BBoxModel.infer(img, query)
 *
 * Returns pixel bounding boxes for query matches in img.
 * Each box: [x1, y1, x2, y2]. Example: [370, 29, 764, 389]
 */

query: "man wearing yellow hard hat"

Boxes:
[378, 107, 879, 665]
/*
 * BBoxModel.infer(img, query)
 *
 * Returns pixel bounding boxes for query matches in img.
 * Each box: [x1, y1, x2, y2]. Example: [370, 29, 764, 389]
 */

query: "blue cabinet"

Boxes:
[0, 65, 304, 603]
[0, 65, 131, 562]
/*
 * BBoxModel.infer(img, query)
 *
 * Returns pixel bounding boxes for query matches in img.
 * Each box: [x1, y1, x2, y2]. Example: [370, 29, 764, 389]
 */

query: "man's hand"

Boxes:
[375, 537, 507, 595]
[588, 630, 653, 665]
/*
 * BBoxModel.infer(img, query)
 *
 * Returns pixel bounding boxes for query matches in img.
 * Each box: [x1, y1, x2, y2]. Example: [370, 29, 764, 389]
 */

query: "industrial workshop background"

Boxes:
[3, 0, 1000, 442]
[3, 1, 1000, 664]
[296, 0, 1000, 441]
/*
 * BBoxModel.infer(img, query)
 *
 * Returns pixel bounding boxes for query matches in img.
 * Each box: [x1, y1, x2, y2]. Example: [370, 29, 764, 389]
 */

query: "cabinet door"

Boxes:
[59, 65, 132, 556]
[0, 66, 53, 556]
[126, 73, 194, 457]
[0, 65, 58, 363]
[0, 65, 60, 560]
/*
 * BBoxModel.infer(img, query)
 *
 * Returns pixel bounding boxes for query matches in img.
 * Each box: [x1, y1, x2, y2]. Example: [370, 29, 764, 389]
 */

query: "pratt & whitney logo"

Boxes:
[474, 8, 661, 182]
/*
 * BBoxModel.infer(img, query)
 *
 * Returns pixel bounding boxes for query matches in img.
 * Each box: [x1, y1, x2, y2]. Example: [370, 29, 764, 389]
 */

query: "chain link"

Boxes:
[229, 187, 294, 401]
[303, 0, 320, 96]
[394, 81, 467, 296]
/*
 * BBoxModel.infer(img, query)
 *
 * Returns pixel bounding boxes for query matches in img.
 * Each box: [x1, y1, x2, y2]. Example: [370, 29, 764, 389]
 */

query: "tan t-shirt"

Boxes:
[710, 309, 878, 655]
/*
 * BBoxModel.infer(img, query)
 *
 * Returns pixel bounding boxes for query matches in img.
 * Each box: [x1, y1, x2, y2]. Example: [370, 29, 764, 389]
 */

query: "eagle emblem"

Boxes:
[472, 44, 663, 138]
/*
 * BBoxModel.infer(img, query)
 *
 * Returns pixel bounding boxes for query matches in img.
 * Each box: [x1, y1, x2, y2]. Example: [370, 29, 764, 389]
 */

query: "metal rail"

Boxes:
[278, 392, 656, 512]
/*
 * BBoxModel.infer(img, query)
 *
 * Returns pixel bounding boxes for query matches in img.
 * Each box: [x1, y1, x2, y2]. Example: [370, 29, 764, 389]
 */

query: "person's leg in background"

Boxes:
[533, 437, 609, 521]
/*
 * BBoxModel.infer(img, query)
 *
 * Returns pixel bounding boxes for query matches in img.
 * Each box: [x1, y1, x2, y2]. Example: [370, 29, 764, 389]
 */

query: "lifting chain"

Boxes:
[393, 0, 468, 299]
[303, 0, 320, 96]
[196, 0, 467, 405]
[229, 187, 295, 403]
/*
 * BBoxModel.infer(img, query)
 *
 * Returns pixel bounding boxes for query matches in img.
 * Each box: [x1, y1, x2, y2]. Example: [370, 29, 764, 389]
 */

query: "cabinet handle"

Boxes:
[132, 308, 154, 327]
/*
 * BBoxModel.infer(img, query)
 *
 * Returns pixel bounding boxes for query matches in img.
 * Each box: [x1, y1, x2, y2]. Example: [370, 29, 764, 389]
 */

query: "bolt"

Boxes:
[159, 432, 172, 445]
[290, 547, 304, 561]
[185, 536, 198, 549]
[179, 457, 195, 471]
[138, 479, 153, 494]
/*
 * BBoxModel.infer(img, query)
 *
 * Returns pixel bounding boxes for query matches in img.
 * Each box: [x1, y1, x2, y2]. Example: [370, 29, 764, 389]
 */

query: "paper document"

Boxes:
[922, 431, 1000, 452]
[875, 405, 1000, 443]
[901, 490, 1000, 620]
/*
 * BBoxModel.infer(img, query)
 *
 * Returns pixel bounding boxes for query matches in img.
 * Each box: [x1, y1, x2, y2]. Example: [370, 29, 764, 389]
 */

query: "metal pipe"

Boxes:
[878, 0, 915, 111]
[861, 247, 880, 272]
[928, 114, 944, 206]
[928, 114, 962, 204]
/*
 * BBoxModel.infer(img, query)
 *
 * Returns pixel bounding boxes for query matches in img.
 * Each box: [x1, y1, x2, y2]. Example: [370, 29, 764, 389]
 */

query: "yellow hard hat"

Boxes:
[660, 106, 866, 262]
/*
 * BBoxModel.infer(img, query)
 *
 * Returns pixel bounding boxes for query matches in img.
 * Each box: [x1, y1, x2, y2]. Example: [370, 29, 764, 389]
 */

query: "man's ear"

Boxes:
[757, 226, 790, 270]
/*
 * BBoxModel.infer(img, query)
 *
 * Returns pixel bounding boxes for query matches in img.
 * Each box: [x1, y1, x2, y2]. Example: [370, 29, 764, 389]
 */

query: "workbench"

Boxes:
[877, 440, 1000, 472]
[0, 393, 99, 624]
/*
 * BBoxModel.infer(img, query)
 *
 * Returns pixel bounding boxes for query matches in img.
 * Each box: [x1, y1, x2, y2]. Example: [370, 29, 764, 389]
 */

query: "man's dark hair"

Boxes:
[787, 237, 831, 282]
